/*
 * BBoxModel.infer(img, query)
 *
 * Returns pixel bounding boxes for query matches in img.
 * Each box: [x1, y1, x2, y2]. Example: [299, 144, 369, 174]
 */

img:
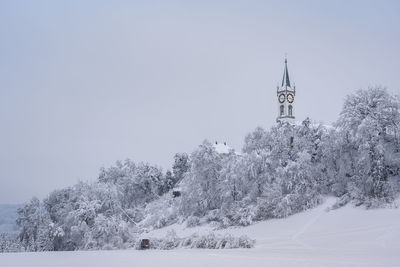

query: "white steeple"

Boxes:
[276, 57, 296, 124]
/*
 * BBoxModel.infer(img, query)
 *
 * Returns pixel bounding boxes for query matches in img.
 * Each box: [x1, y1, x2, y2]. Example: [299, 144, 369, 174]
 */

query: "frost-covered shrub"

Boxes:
[83, 214, 133, 250]
[139, 194, 181, 230]
[0, 233, 25, 253]
[221, 204, 257, 227]
[185, 233, 254, 249]
[238, 235, 255, 248]
[142, 232, 255, 250]
[190, 232, 218, 248]
[160, 230, 180, 249]
[205, 209, 221, 223]
[233, 206, 257, 226]
[328, 194, 351, 211]
[186, 216, 201, 227]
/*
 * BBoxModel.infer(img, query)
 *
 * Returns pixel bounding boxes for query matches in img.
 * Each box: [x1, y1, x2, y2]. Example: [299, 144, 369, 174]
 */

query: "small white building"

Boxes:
[213, 141, 241, 156]
[213, 141, 232, 154]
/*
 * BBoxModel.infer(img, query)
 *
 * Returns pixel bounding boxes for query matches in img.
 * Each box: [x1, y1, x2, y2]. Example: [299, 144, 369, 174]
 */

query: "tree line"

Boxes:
[1, 86, 399, 252]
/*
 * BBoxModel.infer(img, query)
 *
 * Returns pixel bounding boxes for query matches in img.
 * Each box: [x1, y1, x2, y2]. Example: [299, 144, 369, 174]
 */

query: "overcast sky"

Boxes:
[0, 0, 399, 203]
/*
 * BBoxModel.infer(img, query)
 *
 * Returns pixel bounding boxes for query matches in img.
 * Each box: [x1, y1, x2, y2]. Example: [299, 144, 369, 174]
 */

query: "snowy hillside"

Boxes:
[2, 197, 400, 267]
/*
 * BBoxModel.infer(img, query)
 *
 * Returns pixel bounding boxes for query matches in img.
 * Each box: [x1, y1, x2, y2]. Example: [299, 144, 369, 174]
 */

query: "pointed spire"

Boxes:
[281, 58, 291, 88]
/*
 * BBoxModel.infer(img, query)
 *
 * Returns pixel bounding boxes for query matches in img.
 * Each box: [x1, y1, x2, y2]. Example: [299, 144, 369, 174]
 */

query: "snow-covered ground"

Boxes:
[2, 198, 400, 267]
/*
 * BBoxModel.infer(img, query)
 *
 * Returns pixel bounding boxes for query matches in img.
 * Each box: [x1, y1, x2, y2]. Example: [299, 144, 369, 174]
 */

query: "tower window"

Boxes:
[288, 105, 293, 116]
[280, 105, 284, 116]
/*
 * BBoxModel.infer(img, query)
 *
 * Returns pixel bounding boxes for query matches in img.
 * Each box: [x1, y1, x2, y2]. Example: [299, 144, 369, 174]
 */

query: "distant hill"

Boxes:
[0, 204, 22, 234]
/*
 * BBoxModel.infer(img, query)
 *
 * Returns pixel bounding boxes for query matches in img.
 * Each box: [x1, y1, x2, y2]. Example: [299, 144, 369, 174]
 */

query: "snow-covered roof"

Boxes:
[213, 142, 233, 155]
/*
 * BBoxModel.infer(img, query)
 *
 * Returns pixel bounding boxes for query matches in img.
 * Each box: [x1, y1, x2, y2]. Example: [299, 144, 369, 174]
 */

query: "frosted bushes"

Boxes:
[220, 204, 257, 227]
[138, 231, 255, 250]
[272, 194, 321, 218]
[0, 233, 24, 253]
[219, 192, 321, 227]
[344, 173, 397, 208]
[328, 194, 351, 211]
[139, 194, 182, 230]
[192, 233, 254, 249]
[204, 209, 221, 223]
[190, 233, 218, 248]
[232, 206, 257, 226]
[179, 233, 254, 249]
[82, 215, 135, 250]
[186, 216, 201, 227]
[230, 235, 255, 249]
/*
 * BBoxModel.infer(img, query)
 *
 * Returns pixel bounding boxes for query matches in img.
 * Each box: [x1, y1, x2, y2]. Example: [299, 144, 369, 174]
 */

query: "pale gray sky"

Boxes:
[0, 0, 399, 203]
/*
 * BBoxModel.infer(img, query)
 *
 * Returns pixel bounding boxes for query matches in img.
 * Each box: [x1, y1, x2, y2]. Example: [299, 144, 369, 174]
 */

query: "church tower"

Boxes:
[276, 58, 296, 124]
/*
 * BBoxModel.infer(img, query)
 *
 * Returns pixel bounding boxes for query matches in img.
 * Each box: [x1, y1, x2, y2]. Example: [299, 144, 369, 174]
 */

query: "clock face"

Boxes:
[278, 93, 285, 103]
[287, 93, 294, 103]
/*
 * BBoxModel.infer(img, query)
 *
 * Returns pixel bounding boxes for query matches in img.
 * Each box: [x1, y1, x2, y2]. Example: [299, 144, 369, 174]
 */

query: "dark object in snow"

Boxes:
[172, 191, 181, 198]
[140, 239, 150, 249]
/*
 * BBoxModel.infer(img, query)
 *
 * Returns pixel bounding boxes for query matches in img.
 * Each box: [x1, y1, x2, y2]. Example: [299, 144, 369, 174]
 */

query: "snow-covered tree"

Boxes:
[181, 140, 223, 216]
[172, 153, 190, 184]
[335, 87, 400, 205]
[16, 197, 54, 251]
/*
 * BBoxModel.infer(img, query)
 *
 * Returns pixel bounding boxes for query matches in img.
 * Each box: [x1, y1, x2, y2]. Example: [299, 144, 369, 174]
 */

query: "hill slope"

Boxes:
[1, 198, 400, 267]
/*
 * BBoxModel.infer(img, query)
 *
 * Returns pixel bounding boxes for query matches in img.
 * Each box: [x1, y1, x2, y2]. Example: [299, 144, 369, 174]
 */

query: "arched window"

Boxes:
[288, 105, 293, 116]
[280, 105, 284, 116]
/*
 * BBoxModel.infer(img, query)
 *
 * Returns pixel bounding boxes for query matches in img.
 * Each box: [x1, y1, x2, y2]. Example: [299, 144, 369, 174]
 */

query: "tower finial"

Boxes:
[282, 55, 291, 87]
